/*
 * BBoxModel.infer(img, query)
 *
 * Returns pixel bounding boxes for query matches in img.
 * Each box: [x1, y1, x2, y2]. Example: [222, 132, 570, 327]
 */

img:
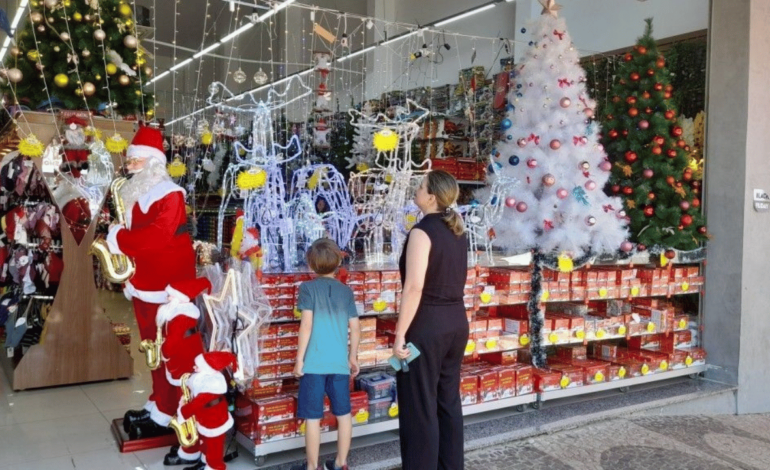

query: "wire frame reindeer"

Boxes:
[463, 175, 519, 265]
[347, 100, 431, 264]
[208, 77, 312, 271]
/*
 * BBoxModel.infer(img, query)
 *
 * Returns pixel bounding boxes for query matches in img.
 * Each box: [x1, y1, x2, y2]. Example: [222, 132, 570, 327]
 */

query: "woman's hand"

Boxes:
[393, 335, 411, 360]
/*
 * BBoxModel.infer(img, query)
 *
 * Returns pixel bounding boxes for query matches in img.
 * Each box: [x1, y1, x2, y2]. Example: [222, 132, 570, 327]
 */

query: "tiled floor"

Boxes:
[0, 290, 257, 470]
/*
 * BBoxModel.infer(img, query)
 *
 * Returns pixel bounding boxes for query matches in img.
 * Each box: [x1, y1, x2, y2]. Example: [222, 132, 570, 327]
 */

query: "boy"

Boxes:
[292, 238, 360, 470]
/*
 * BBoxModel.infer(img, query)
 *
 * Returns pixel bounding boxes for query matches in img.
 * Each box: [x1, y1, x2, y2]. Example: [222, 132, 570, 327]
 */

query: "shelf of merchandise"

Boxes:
[538, 363, 706, 403]
[237, 392, 539, 463]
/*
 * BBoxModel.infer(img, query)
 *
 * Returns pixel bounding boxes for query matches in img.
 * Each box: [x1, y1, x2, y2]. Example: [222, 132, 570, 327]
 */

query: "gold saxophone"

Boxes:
[138, 326, 163, 370]
[169, 373, 199, 447]
[89, 177, 136, 284]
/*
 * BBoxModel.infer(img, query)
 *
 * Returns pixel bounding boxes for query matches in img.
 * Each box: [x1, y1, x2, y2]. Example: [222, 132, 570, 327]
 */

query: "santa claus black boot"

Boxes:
[164, 445, 199, 466]
[128, 420, 173, 440]
[123, 408, 151, 433]
[182, 461, 206, 470]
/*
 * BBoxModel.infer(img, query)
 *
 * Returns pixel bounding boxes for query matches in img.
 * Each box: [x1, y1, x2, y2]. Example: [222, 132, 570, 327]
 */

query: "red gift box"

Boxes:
[253, 418, 297, 444]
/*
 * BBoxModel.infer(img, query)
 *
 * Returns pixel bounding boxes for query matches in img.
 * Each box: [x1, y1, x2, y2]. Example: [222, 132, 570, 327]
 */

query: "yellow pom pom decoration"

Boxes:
[18, 134, 44, 157]
[465, 340, 476, 354]
[105, 133, 128, 153]
[618, 325, 627, 336]
[236, 167, 267, 190]
[373, 129, 399, 152]
[388, 403, 399, 418]
[548, 332, 559, 344]
[575, 329, 585, 340]
[84, 126, 102, 141]
[659, 360, 668, 371]
[201, 132, 213, 146]
[557, 253, 573, 273]
[646, 322, 656, 333]
[641, 364, 650, 375]
[167, 157, 187, 178]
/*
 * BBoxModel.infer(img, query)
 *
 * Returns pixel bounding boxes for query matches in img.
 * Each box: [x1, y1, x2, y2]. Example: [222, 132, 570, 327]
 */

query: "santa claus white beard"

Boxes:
[119, 159, 171, 214]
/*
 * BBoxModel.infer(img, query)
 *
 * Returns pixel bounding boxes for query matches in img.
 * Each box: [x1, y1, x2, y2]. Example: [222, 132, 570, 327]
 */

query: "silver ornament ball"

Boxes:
[253, 68, 268, 85]
[6, 68, 23, 83]
[123, 35, 138, 49]
[44, 0, 59, 7]
[233, 68, 246, 84]
[60, 32, 70, 41]
[94, 29, 106, 41]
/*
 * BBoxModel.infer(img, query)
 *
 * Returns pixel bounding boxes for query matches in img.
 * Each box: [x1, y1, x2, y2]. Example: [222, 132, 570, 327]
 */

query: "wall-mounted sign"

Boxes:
[754, 189, 769, 212]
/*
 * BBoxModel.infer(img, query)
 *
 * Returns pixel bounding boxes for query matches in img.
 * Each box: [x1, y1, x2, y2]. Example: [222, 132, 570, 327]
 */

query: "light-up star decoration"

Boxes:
[202, 262, 273, 388]
[539, 0, 562, 17]
[348, 100, 431, 264]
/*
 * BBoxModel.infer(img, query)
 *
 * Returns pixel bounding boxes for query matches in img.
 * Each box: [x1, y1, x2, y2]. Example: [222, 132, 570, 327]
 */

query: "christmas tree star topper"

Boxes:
[539, 0, 562, 17]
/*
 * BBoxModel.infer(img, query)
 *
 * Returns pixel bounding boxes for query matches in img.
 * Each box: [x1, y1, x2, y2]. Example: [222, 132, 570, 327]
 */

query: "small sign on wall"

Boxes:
[754, 189, 770, 212]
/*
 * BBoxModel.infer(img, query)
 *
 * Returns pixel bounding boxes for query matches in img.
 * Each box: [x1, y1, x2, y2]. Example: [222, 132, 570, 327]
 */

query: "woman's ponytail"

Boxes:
[427, 170, 465, 236]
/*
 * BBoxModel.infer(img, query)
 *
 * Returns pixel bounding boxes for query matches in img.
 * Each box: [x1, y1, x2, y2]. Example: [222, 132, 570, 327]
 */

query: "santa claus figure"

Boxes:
[105, 124, 196, 440]
[155, 277, 211, 467]
[61, 116, 90, 178]
[177, 352, 236, 470]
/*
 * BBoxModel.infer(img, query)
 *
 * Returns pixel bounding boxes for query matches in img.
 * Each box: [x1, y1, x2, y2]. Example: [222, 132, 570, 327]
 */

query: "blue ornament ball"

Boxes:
[521, 28, 526, 33]
[509, 155, 520, 166]
[516, 84, 523, 89]
[490, 196, 499, 206]
[470, 199, 480, 207]
[501, 118, 512, 130]
[506, 134, 514, 141]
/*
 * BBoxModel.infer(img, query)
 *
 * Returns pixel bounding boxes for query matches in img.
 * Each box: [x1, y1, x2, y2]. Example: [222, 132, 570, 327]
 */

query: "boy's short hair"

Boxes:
[306, 238, 342, 275]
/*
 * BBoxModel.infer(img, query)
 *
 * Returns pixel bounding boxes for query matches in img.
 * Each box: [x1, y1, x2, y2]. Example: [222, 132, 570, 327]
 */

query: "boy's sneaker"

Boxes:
[325, 460, 349, 470]
[289, 463, 321, 470]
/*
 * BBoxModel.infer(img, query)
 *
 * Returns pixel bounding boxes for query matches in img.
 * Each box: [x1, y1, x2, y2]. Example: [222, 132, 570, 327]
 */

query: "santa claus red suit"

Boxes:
[105, 125, 196, 439]
[177, 352, 236, 470]
[155, 277, 211, 466]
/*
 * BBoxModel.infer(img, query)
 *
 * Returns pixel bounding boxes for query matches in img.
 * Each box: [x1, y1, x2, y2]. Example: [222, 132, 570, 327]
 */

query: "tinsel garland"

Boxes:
[528, 250, 547, 369]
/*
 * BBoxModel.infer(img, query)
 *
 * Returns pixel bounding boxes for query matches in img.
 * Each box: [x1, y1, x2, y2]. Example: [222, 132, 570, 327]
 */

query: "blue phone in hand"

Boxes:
[388, 342, 421, 372]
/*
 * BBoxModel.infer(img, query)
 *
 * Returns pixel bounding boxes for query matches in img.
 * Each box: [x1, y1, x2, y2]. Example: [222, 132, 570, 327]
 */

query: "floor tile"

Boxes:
[80, 378, 151, 413]
[2, 385, 99, 424]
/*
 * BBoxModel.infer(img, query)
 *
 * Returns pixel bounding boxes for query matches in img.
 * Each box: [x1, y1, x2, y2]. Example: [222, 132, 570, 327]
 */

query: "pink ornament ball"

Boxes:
[585, 180, 597, 191]
[584, 108, 595, 118]
[643, 168, 654, 179]
[616, 210, 627, 219]
[560, 97, 571, 108]
[599, 160, 612, 172]
[620, 241, 634, 252]
[517, 138, 528, 148]
[505, 197, 517, 208]
[550, 139, 561, 150]
[585, 216, 597, 226]
[556, 188, 568, 199]
[516, 202, 528, 213]
[639, 120, 650, 130]
[580, 136, 588, 145]
[680, 201, 690, 211]
[527, 158, 538, 169]
[542, 174, 556, 186]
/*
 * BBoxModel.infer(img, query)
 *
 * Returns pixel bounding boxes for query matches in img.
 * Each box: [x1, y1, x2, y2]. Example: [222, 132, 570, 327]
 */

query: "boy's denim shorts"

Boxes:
[297, 374, 351, 419]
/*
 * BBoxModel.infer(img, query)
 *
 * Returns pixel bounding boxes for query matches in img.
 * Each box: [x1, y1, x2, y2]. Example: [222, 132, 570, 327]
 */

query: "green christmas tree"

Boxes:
[603, 19, 707, 251]
[1, 0, 153, 116]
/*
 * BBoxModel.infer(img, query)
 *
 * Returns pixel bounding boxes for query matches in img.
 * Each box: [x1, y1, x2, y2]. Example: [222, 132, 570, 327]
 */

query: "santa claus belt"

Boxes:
[203, 397, 223, 408]
[183, 327, 197, 338]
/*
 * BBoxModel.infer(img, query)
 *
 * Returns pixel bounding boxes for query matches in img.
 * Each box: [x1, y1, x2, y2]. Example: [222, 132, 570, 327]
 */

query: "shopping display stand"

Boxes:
[0, 111, 135, 390]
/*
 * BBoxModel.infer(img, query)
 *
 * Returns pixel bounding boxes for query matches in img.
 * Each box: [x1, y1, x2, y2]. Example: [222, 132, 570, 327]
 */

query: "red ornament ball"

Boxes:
[622, 130, 629, 137]
[648, 192, 656, 200]
[652, 146, 662, 155]
[683, 171, 693, 182]
[505, 197, 517, 208]
[680, 201, 690, 211]
[638, 46, 648, 55]
[698, 226, 707, 235]
[693, 198, 701, 208]
[599, 160, 612, 172]
[664, 92, 672, 99]
[625, 151, 638, 163]
[654, 136, 665, 146]
[624, 53, 633, 62]
[527, 158, 538, 169]
[692, 180, 702, 188]
[677, 139, 687, 148]
[681, 214, 693, 227]
[612, 96, 621, 103]
[584, 108, 595, 118]
[628, 108, 639, 117]
[516, 202, 528, 213]
[639, 120, 650, 130]
[643, 168, 654, 179]
[665, 249, 676, 260]
[630, 72, 640, 81]
[638, 244, 647, 252]
[623, 186, 634, 195]
[665, 110, 676, 120]
[643, 206, 655, 217]
[609, 129, 619, 139]
[665, 84, 674, 92]
[654, 83, 663, 91]
[517, 138, 528, 148]
[626, 96, 637, 105]
[645, 107, 653, 115]
[642, 91, 651, 99]
[585, 180, 597, 191]
[647, 69, 655, 76]
[557, 188, 569, 199]
[666, 176, 676, 185]
[656, 58, 665, 68]
[611, 185, 621, 194]
[550, 139, 562, 150]
[667, 149, 678, 158]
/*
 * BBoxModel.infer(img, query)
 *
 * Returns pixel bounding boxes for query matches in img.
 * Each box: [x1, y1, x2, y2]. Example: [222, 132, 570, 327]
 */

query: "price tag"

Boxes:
[685, 356, 693, 367]
[465, 340, 476, 354]
[618, 325, 627, 336]
[599, 288, 608, 298]
[519, 334, 530, 346]
[388, 403, 399, 418]
[631, 286, 640, 297]
[618, 367, 627, 378]
[7, 347, 13, 358]
[559, 376, 570, 389]
[660, 360, 669, 371]
[595, 372, 605, 383]
[355, 409, 369, 423]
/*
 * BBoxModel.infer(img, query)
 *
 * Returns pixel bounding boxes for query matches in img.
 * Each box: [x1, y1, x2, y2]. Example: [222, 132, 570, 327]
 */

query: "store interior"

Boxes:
[0, 0, 733, 469]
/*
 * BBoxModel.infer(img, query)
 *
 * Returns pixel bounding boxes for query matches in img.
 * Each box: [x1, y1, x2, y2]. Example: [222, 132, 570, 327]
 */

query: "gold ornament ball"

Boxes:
[95, 74, 102, 80]
[73, 12, 82, 21]
[30, 11, 43, 24]
[62, 0, 70, 6]
[47, 17, 54, 23]
[84, 14, 91, 21]
[146, 109, 154, 117]
[83, 82, 96, 96]
[53, 46, 60, 52]
[9, 47, 20, 57]
[118, 74, 130, 86]
[6, 68, 23, 83]
[44, 0, 58, 8]
[123, 35, 137, 49]
[143, 66, 152, 77]
[54, 73, 69, 87]
[82, 49, 90, 58]
[94, 29, 106, 41]
[119, 4, 132, 16]
[106, 63, 118, 75]
[75, 88, 83, 96]
[27, 50, 40, 61]
[135, 90, 142, 96]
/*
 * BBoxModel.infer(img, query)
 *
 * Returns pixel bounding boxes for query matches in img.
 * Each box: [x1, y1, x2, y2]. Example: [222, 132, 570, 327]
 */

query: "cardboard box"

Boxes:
[251, 395, 296, 424]
[486, 350, 517, 365]
[477, 369, 500, 402]
[297, 411, 337, 435]
[277, 323, 300, 338]
[556, 345, 588, 361]
[572, 359, 609, 384]
[351, 391, 370, 426]
[674, 330, 693, 349]
[534, 369, 562, 392]
[512, 364, 534, 395]
[548, 364, 585, 388]
[360, 317, 377, 332]
[496, 367, 516, 398]
[254, 418, 297, 444]
[460, 373, 478, 405]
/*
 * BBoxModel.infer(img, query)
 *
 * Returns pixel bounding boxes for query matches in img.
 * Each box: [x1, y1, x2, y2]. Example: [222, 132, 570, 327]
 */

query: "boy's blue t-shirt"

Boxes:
[297, 277, 358, 375]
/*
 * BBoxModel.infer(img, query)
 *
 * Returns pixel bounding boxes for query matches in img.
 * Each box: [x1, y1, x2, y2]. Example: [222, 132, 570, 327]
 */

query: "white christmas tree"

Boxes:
[489, 0, 630, 368]
[346, 103, 377, 171]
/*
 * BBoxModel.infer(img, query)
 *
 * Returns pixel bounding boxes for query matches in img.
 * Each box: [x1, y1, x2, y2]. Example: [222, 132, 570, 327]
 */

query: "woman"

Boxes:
[393, 170, 469, 470]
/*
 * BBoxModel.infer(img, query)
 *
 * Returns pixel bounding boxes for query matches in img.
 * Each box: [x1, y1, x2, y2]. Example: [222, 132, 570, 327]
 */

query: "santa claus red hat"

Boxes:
[195, 351, 237, 375]
[126, 125, 166, 167]
[65, 116, 88, 127]
[166, 277, 212, 303]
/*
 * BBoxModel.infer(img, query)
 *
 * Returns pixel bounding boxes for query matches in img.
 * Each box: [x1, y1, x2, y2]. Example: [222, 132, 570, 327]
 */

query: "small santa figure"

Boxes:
[313, 119, 330, 148]
[177, 351, 236, 470]
[61, 116, 90, 178]
[155, 277, 211, 467]
[315, 83, 332, 111]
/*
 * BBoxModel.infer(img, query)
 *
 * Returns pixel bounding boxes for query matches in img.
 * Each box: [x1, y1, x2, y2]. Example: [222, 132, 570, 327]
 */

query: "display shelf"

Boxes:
[537, 364, 706, 403]
[237, 393, 538, 463]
